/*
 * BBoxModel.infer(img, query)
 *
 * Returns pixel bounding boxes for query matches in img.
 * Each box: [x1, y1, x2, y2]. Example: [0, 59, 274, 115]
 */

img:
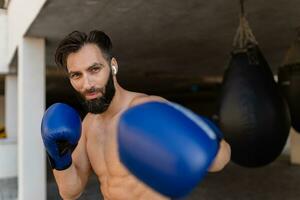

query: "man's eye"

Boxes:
[91, 67, 100, 72]
[70, 73, 80, 79]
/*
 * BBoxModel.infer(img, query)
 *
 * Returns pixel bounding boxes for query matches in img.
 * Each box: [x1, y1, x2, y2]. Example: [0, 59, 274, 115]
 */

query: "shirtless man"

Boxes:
[41, 30, 231, 200]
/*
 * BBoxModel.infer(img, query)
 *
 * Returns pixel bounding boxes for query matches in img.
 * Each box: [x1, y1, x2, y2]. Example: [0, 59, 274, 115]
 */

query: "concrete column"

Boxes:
[5, 75, 17, 139]
[0, 96, 4, 128]
[18, 37, 46, 200]
[0, 9, 9, 73]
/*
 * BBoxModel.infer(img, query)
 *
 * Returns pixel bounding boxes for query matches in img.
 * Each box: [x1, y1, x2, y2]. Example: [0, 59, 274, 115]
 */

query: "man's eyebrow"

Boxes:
[68, 71, 77, 76]
[67, 70, 79, 75]
[88, 63, 104, 69]
[67, 63, 104, 75]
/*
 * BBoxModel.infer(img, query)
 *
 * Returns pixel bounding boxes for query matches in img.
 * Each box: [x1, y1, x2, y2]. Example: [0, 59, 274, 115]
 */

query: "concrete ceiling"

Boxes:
[25, 0, 300, 107]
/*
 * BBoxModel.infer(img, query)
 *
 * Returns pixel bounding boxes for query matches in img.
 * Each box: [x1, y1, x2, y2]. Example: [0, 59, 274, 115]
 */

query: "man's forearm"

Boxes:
[53, 163, 86, 199]
[208, 140, 231, 172]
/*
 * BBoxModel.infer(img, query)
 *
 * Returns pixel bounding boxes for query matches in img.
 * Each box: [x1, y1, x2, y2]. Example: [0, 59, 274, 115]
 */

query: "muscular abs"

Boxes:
[85, 113, 168, 200]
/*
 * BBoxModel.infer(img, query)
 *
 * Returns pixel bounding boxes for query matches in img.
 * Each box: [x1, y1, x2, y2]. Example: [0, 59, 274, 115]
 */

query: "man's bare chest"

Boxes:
[86, 120, 128, 177]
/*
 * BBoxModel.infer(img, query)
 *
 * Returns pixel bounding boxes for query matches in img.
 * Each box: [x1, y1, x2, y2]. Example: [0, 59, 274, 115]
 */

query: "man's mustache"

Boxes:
[83, 87, 104, 96]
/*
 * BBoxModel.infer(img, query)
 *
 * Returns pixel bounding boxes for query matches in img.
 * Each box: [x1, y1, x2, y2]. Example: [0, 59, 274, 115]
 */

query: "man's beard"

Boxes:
[77, 72, 116, 114]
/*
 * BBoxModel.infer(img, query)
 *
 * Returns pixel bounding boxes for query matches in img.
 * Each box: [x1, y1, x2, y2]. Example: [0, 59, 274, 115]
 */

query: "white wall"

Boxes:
[0, 140, 17, 178]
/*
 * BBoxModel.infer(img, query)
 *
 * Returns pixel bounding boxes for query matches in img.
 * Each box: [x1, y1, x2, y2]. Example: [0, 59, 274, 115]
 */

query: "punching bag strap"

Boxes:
[240, 0, 245, 16]
[233, 0, 258, 53]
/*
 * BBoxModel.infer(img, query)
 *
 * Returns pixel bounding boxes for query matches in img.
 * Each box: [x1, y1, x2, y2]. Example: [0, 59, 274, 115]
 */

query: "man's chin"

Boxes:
[83, 98, 109, 114]
[85, 97, 97, 101]
[87, 105, 109, 114]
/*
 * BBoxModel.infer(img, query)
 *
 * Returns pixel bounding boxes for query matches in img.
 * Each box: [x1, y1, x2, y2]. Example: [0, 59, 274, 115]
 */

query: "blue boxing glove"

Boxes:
[41, 103, 81, 170]
[118, 101, 222, 199]
[200, 116, 223, 141]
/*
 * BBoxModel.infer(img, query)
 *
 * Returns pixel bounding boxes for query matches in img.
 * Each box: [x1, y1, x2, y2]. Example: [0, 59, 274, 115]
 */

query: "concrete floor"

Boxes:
[0, 178, 17, 200]
[1, 155, 300, 200]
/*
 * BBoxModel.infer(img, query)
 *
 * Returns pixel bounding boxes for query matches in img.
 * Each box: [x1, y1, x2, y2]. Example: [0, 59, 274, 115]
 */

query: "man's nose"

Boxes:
[82, 75, 94, 90]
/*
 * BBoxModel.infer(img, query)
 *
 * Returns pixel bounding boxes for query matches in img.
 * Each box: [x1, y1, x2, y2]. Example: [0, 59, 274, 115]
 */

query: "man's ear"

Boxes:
[111, 58, 118, 75]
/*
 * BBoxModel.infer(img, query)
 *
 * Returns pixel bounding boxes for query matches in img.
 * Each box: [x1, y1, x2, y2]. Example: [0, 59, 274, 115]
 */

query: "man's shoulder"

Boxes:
[129, 93, 167, 108]
[82, 113, 97, 129]
[81, 113, 103, 138]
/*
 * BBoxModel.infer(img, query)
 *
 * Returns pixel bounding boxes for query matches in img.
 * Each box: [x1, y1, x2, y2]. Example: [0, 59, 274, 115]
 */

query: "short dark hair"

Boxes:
[55, 30, 113, 70]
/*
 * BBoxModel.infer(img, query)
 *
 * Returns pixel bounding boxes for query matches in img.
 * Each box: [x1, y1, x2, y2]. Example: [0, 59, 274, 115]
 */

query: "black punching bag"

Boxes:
[218, 12, 291, 167]
[278, 30, 300, 132]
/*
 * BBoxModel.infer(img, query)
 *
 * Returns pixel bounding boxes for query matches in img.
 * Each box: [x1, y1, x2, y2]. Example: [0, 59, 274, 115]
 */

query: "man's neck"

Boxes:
[100, 83, 127, 119]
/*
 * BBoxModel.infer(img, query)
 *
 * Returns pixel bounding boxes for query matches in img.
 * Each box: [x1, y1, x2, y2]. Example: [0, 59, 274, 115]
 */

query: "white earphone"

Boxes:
[112, 65, 117, 75]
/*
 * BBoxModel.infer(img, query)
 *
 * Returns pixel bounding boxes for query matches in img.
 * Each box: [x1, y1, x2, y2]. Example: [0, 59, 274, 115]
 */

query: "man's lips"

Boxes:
[85, 92, 100, 100]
